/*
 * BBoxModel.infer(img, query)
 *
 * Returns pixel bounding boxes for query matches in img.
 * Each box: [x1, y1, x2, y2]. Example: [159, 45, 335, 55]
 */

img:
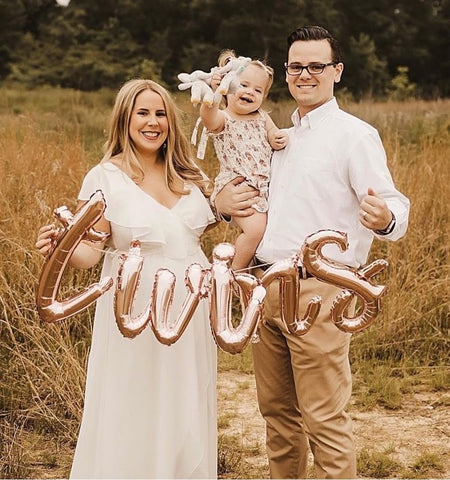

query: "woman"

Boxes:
[36, 79, 217, 479]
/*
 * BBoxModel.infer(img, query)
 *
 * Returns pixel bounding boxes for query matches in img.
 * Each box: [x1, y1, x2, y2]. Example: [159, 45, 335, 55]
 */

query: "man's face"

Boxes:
[286, 39, 343, 116]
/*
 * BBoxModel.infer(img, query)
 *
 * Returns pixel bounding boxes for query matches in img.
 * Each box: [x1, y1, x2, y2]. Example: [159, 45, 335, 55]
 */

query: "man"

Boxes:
[214, 26, 410, 479]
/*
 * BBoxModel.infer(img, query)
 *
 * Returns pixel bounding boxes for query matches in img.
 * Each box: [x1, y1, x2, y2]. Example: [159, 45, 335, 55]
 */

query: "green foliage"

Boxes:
[408, 451, 445, 478]
[357, 445, 401, 478]
[344, 33, 388, 98]
[0, 0, 449, 97]
[353, 365, 405, 410]
[388, 66, 417, 101]
[217, 433, 265, 479]
[218, 347, 255, 375]
[431, 368, 450, 392]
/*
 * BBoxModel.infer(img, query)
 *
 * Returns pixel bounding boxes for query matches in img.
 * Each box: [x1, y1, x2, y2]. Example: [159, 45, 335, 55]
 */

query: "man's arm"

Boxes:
[350, 131, 410, 241]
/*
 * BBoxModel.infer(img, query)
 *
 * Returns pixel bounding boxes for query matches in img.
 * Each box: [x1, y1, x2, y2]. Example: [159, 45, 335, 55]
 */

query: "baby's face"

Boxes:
[228, 64, 270, 114]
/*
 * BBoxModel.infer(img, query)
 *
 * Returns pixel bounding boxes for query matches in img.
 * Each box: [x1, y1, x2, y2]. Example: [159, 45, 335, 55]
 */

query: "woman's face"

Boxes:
[129, 89, 169, 157]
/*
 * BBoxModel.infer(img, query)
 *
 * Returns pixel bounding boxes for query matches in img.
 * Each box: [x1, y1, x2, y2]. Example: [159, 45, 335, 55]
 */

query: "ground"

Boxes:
[7, 371, 449, 479]
[217, 371, 450, 479]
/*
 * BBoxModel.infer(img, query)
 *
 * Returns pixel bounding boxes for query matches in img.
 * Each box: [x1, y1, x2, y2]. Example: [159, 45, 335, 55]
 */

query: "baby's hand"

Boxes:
[270, 129, 289, 150]
[210, 71, 223, 92]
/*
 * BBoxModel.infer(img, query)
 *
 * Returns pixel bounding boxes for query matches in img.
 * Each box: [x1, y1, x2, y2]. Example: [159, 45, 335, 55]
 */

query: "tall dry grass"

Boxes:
[0, 87, 449, 478]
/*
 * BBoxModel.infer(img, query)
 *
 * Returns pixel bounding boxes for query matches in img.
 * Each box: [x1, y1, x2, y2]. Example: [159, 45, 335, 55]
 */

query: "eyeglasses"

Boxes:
[284, 62, 337, 76]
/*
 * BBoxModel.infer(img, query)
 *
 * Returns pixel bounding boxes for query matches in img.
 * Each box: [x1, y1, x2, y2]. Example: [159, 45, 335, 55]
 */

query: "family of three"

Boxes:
[36, 26, 410, 479]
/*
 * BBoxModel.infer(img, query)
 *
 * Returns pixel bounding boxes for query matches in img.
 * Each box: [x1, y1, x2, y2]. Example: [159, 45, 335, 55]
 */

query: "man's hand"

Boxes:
[214, 177, 259, 217]
[359, 188, 393, 231]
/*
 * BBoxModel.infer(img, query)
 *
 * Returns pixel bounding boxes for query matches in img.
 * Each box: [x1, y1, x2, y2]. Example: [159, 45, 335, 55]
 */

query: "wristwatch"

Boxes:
[374, 212, 396, 235]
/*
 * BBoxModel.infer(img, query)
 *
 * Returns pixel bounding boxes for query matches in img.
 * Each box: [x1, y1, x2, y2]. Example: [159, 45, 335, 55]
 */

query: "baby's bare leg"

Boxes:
[232, 211, 267, 271]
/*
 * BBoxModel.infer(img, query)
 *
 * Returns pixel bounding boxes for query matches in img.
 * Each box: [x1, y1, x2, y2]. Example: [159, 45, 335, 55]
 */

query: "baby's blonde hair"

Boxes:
[218, 49, 274, 98]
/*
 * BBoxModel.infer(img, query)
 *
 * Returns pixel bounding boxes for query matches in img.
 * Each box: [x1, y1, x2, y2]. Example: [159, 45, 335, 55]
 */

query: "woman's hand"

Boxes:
[36, 224, 57, 257]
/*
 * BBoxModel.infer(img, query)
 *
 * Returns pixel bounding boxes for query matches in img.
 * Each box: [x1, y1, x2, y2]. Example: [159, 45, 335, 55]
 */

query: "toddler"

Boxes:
[201, 50, 288, 270]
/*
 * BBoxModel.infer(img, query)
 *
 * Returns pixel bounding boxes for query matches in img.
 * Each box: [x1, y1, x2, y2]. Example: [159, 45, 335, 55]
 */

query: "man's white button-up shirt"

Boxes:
[256, 97, 410, 267]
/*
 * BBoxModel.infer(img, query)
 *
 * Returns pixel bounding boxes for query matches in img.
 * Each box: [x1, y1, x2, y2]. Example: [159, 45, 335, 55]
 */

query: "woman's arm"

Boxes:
[36, 201, 111, 269]
[69, 202, 111, 268]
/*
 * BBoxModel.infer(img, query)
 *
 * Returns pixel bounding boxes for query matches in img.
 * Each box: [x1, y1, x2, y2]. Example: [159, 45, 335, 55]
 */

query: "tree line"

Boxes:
[0, 0, 448, 99]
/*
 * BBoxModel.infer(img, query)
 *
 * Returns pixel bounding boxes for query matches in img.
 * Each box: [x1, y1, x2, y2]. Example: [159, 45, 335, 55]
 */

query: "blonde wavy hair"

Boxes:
[102, 78, 211, 196]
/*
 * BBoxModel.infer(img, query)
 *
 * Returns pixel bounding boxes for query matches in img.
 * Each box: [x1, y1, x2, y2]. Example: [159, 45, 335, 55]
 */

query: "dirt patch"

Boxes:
[217, 372, 450, 478]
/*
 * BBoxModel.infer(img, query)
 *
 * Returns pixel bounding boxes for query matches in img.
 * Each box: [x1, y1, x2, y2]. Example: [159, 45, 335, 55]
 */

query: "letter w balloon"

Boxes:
[150, 262, 208, 346]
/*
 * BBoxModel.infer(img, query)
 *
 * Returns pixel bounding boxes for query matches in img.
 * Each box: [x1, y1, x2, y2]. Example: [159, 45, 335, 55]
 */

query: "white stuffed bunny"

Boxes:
[178, 56, 251, 107]
[177, 71, 219, 107]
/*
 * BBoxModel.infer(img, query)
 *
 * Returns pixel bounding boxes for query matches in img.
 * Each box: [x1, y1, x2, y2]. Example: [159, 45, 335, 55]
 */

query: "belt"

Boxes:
[253, 257, 313, 279]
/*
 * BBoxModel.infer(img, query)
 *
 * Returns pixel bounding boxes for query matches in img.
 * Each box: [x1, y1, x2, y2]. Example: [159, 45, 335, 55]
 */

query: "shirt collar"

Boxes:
[291, 97, 339, 129]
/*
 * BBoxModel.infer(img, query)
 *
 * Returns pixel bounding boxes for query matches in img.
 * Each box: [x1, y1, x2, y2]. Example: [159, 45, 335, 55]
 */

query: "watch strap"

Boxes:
[374, 212, 396, 235]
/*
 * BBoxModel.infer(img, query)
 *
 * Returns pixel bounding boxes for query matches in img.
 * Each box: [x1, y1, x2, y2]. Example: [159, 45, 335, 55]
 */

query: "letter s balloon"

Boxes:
[301, 230, 388, 333]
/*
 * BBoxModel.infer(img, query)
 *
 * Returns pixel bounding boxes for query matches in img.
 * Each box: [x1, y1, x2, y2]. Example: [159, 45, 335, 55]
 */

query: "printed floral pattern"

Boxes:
[211, 113, 272, 213]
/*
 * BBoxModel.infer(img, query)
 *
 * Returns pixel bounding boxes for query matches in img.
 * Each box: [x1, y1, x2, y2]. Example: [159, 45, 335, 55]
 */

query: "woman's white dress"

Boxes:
[70, 162, 217, 479]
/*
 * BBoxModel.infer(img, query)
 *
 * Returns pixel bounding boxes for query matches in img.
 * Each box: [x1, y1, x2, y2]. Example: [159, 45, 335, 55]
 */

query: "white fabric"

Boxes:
[191, 116, 209, 160]
[256, 98, 410, 267]
[70, 162, 217, 479]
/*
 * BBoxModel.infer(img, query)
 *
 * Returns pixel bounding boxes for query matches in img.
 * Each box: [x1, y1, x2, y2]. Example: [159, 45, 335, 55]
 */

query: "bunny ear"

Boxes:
[216, 62, 233, 75]
[217, 72, 236, 95]
[238, 56, 252, 64]
[190, 82, 203, 105]
[178, 82, 193, 91]
[178, 73, 191, 82]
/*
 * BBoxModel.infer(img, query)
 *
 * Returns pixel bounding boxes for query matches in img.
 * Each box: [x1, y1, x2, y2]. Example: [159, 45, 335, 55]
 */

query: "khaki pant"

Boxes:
[252, 274, 356, 479]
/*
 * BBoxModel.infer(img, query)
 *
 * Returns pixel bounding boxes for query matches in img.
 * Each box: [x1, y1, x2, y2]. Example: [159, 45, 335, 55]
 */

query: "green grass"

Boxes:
[407, 451, 446, 478]
[218, 433, 266, 479]
[357, 445, 401, 478]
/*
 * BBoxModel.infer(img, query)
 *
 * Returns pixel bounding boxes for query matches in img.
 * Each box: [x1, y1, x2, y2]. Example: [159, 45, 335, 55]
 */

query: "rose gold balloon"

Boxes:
[209, 243, 266, 354]
[36, 190, 113, 323]
[233, 273, 263, 343]
[300, 229, 388, 333]
[114, 240, 152, 339]
[260, 257, 320, 336]
[150, 263, 207, 346]
[233, 272, 259, 309]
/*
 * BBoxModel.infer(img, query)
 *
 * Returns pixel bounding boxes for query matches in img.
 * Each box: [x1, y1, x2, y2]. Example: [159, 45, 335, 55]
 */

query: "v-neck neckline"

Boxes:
[106, 161, 186, 211]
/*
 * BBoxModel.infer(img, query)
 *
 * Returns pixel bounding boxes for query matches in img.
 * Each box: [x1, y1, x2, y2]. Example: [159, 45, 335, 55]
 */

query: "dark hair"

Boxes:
[287, 26, 342, 63]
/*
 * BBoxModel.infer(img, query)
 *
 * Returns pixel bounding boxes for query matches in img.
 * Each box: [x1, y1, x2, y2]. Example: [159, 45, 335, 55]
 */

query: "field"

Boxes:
[0, 86, 449, 478]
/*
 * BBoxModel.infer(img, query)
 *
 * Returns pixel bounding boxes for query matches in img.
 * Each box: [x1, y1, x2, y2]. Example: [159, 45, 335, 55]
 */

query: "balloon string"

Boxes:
[234, 262, 273, 273]
[82, 244, 120, 257]
[86, 244, 274, 271]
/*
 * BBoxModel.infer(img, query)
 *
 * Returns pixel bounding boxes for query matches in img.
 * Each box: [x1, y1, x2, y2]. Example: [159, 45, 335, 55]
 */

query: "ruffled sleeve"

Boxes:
[77, 163, 215, 254]
[78, 163, 108, 202]
[178, 184, 216, 232]
[78, 163, 167, 247]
